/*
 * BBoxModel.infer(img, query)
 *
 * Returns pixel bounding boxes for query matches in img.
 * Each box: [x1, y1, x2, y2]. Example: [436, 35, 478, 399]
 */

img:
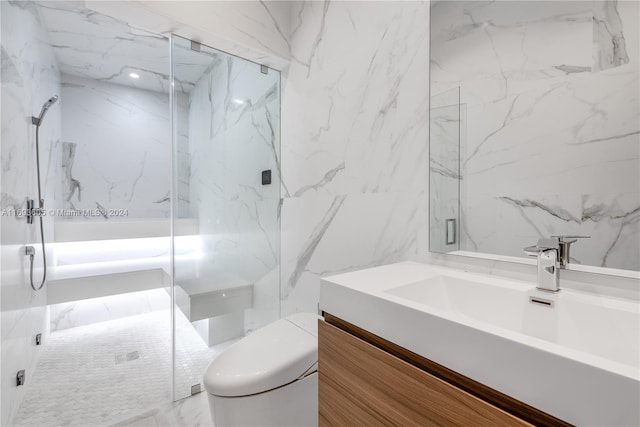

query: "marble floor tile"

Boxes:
[11, 309, 222, 427]
[164, 392, 214, 427]
[110, 392, 213, 427]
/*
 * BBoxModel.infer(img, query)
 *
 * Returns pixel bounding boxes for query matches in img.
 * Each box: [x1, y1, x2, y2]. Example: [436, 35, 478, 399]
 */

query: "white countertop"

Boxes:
[320, 261, 640, 426]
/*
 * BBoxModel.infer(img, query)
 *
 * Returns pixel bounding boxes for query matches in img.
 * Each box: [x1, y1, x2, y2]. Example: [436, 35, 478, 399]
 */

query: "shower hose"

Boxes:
[29, 122, 47, 291]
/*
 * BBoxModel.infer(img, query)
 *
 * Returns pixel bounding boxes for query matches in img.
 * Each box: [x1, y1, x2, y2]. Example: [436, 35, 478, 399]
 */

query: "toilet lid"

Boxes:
[204, 313, 320, 397]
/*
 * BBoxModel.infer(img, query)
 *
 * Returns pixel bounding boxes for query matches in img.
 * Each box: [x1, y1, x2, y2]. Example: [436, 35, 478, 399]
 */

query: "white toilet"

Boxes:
[203, 313, 320, 427]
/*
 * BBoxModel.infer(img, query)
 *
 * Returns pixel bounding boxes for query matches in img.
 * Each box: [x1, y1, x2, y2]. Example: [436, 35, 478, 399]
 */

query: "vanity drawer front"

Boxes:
[319, 320, 531, 427]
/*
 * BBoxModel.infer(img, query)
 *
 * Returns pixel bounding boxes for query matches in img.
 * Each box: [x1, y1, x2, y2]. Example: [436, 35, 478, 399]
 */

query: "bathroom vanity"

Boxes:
[319, 316, 550, 426]
[318, 262, 639, 426]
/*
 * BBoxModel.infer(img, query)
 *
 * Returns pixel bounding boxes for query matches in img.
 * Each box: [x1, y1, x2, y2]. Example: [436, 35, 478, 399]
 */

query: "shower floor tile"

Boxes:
[11, 308, 225, 427]
[108, 391, 214, 427]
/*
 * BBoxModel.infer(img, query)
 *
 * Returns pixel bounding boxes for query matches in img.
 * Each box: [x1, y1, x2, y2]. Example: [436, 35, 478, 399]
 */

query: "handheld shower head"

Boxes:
[32, 95, 59, 126]
[42, 95, 58, 110]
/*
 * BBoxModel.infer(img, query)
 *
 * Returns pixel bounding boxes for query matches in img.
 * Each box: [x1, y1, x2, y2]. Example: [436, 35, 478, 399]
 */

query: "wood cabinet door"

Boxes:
[319, 320, 532, 427]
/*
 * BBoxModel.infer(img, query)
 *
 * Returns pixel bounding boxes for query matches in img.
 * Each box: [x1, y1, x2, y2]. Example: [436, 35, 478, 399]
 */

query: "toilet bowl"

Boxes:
[203, 313, 320, 427]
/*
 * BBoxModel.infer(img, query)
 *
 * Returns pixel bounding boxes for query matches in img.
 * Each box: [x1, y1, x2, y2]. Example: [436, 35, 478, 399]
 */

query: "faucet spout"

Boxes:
[524, 237, 560, 292]
[534, 249, 559, 292]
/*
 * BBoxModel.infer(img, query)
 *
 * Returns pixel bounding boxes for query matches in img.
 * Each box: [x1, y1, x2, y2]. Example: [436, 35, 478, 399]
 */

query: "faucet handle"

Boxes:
[551, 235, 590, 244]
[523, 237, 559, 257]
[523, 246, 545, 257]
[551, 235, 590, 267]
[523, 246, 540, 256]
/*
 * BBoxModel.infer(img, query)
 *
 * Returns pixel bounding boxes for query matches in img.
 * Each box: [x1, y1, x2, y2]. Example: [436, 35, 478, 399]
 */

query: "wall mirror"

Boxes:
[429, 0, 639, 272]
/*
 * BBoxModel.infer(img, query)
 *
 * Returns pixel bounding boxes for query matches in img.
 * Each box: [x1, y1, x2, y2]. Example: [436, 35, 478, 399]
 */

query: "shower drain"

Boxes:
[115, 351, 140, 365]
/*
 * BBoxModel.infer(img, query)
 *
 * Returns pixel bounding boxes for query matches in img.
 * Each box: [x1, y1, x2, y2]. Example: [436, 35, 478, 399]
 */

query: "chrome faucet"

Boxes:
[523, 236, 589, 292]
[524, 237, 560, 292]
[552, 235, 590, 268]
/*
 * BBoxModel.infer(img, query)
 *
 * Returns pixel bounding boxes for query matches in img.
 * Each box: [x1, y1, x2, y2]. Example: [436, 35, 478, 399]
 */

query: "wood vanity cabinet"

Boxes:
[318, 314, 572, 427]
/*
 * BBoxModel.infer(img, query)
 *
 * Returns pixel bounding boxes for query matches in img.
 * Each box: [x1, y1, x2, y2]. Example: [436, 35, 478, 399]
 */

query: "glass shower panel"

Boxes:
[429, 87, 461, 253]
[171, 35, 281, 400]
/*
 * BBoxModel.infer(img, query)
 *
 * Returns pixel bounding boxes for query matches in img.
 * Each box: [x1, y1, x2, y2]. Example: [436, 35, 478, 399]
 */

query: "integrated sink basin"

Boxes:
[320, 262, 640, 426]
[386, 273, 639, 370]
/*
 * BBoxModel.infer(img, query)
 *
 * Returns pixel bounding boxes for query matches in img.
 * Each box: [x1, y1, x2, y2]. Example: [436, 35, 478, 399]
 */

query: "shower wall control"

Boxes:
[16, 370, 25, 387]
[26, 199, 35, 224]
[262, 170, 272, 185]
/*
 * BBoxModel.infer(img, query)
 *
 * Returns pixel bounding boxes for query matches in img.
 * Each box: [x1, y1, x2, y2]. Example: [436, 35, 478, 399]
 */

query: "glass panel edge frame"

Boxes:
[427, 1, 433, 254]
[456, 86, 461, 253]
[427, 6, 461, 255]
[169, 33, 177, 402]
[277, 70, 282, 320]
[171, 34, 279, 72]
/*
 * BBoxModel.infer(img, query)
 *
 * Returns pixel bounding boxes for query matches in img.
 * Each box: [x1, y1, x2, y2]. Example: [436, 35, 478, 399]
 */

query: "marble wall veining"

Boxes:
[38, 1, 175, 94]
[122, 0, 292, 68]
[77, 0, 431, 317]
[430, 0, 640, 270]
[1, 1, 431, 423]
[185, 47, 281, 333]
[1, 2, 636, 425]
[57, 74, 178, 220]
[280, 1, 430, 315]
[1, 1, 61, 424]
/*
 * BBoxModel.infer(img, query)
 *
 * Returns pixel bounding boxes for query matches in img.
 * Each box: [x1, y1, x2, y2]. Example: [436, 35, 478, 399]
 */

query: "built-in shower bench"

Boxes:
[47, 265, 254, 327]
[47, 268, 169, 305]
[46, 219, 254, 324]
[174, 270, 253, 322]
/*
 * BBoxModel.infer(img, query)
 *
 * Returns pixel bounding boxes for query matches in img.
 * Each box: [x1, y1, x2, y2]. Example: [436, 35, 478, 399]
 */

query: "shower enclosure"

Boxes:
[171, 35, 282, 400]
[0, 1, 281, 424]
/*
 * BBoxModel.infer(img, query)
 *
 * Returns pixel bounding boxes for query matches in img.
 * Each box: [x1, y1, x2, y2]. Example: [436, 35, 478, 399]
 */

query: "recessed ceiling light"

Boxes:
[129, 72, 140, 79]
[233, 99, 244, 105]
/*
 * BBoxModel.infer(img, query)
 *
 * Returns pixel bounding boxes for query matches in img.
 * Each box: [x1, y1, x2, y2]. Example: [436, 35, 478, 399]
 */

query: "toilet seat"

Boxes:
[204, 313, 320, 397]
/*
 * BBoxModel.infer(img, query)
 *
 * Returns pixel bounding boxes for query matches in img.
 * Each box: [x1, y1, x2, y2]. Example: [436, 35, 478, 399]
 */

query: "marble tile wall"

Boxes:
[57, 74, 179, 220]
[1, 1, 62, 424]
[431, 0, 640, 270]
[280, 1, 430, 315]
[78, 0, 432, 318]
[185, 47, 281, 333]
[38, 1, 176, 94]
[128, 0, 292, 68]
[38, 1, 194, 217]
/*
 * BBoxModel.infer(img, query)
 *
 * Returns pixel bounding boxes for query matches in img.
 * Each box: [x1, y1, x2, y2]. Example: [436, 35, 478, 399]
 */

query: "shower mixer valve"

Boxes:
[26, 199, 34, 224]
[26, 198, 46, 224]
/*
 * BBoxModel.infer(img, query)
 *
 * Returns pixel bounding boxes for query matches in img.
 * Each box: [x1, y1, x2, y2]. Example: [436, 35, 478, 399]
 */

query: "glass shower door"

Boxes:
[171, 35, 281, 400]
[429, 87, 461, 253]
